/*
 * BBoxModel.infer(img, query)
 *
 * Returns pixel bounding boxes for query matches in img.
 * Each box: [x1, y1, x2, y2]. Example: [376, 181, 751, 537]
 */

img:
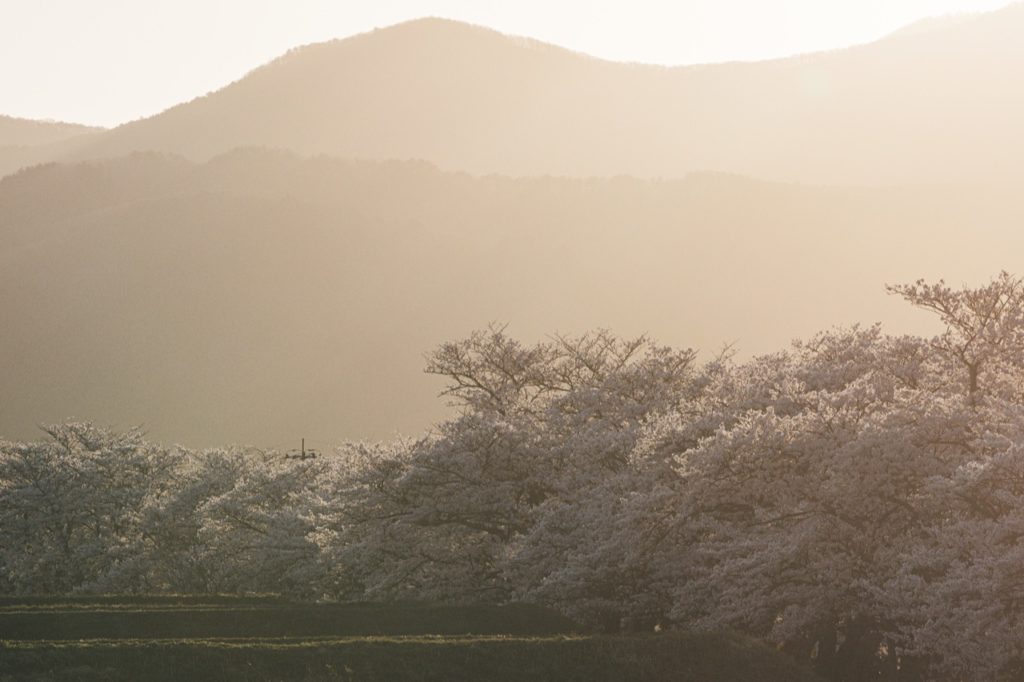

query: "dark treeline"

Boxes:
[5, 274, 1024, 681]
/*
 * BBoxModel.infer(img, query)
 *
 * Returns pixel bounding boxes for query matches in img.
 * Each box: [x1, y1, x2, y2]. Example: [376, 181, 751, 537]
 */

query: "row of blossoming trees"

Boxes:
[4, 274, 1024, 680]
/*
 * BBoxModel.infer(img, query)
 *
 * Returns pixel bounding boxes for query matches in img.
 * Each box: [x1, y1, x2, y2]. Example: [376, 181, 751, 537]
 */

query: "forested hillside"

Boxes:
[3, 151, 1022, 445]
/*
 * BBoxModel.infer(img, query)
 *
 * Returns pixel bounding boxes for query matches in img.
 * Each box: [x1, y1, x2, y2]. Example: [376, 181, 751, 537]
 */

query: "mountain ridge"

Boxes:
[0, 115, 102, 147]
[3, 5, 1024, 184]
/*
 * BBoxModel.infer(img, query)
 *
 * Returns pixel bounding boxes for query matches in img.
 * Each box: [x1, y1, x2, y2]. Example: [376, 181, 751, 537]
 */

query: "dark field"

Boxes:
[0, 596, 576, 640]
[0, 596, 823, 681]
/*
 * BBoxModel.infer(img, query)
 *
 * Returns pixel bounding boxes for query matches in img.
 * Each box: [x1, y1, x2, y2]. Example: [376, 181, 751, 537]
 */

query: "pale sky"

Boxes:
[0, 0, 1015, 128]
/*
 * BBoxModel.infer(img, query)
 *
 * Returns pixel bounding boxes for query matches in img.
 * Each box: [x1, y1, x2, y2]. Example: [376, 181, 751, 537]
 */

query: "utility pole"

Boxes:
[285, 438, 319, 460]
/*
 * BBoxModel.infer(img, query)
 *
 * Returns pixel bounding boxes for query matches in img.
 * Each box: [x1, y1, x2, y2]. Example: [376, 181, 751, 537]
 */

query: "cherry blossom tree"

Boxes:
[6, 275, 1024, 680]
[0, 422, 175, 592]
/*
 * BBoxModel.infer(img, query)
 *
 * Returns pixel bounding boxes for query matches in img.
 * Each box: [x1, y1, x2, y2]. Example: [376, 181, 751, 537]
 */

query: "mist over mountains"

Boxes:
[5, 7, 1024, 183]
[2, 150, 1020, 444]
[0, 116, 99, 148]
[2, 7, 1023, 445]
[0, 116, 102, 181]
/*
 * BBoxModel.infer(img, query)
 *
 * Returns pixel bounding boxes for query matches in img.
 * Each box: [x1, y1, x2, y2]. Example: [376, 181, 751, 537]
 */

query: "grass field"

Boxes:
[0, 596, 823, 681]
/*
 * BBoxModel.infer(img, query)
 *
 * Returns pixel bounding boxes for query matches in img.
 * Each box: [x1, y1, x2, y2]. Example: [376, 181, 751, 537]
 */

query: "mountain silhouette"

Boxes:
[4, 8, 1024, 184]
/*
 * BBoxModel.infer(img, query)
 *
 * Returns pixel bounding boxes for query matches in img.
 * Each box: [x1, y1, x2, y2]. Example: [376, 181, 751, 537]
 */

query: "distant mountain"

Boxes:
[5, 6, 1024, 184]
[0, 115, 100, 147]
[0, 116, 102, 178]
[1, 150, 1021, 446]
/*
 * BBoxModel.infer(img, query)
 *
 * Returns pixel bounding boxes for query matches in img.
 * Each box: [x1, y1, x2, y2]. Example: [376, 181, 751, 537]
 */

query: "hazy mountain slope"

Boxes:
[15, 6, 1021, 185]
[0, 116, 103, 178]
[1, 150, 1021, 445]
[0, 116, 100, 147]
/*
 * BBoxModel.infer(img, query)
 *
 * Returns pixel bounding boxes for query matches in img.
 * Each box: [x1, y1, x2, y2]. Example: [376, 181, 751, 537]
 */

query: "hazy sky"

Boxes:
[1, 0, 1015, 127]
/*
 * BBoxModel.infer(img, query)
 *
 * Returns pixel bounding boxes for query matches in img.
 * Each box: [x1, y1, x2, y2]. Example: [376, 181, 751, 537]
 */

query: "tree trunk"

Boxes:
[968, 361, 980, 406]
[815, 627, 839, 680]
